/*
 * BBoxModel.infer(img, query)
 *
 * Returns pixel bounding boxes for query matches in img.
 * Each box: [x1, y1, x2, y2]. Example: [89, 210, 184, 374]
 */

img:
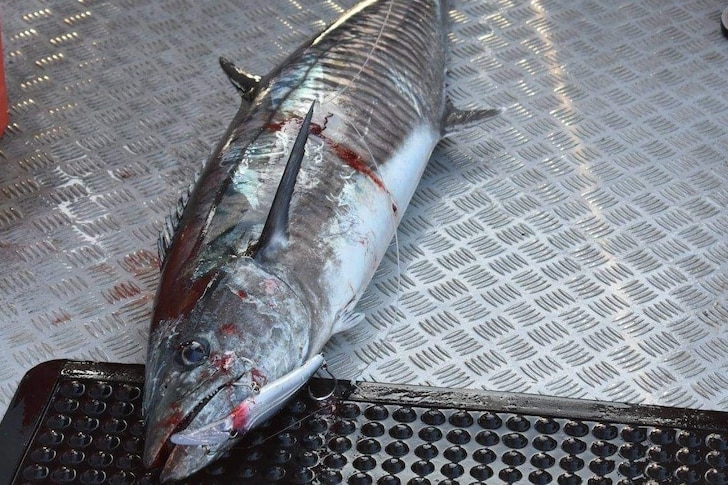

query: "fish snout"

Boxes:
[143, 378, 254, 478]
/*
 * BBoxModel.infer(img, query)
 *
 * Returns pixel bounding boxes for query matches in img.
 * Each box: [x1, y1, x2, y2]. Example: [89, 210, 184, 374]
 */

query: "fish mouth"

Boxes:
[144, 354, 325, 482]
[143, 379, 250, 482]
[173, 383, 227, 436]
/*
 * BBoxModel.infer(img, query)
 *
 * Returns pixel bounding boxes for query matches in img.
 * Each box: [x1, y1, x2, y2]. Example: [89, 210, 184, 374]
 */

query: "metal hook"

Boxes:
[308, 361, 338, 401]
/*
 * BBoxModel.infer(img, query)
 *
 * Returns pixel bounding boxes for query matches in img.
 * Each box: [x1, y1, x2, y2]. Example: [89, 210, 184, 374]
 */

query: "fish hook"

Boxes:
[308, 361, 338, 401]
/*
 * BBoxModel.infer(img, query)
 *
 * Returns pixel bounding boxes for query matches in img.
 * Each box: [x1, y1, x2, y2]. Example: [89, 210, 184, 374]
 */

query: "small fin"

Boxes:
[333, 312, 365, 334]
[219, 56, 261, 101]
[254, 101, 315, 260]
[443, 98, 501, 137]
[157, 162, 204, 268]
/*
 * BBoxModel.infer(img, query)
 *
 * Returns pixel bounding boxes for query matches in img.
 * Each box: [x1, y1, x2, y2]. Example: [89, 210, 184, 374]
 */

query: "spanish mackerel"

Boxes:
[143, 0, 494, 480]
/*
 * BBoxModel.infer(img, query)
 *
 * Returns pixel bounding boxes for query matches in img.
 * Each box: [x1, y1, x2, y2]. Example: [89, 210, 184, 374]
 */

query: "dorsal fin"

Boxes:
[219, 56, 261, 101]
[157, 162, 204, 268]
[254, 101, 315, 260]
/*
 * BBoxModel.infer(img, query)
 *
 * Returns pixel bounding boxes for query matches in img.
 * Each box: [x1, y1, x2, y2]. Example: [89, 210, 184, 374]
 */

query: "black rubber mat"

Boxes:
[2, 360, 728, 484]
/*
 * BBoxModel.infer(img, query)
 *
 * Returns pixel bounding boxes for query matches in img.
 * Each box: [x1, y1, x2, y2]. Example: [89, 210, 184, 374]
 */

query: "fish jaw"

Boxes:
[148, 389, 249, 482]
[169, 353, 327, 446]
[143, 375, 250, 478]
[148, 354, 326, 482]
[160, 443, 221, 483]
[156, 394, 249, 482]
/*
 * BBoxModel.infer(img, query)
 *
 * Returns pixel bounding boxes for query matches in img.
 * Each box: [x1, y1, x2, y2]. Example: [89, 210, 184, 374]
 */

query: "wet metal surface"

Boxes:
[1, 0, 728, 418]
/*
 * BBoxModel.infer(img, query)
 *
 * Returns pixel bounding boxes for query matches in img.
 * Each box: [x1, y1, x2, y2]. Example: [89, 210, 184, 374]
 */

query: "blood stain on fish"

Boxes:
[311, 112, 334, 135]
[159, 406, 183, 430]
[251, 368, 267, 388]
[329, 139, 386, 190]
[219, 323, 238, 336]
[311, 118, 386, 190]
[231, 401, 250, 431]
[265, 121, 285, 132]
[155, 271, 216, 322]
[212, 351, 236, 371]
[266, 116, 386, 190]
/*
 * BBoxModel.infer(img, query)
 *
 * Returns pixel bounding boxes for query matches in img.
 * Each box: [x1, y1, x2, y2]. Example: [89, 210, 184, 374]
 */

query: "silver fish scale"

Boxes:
[1, 0, 727, 420]
[285, 0, 446, 171]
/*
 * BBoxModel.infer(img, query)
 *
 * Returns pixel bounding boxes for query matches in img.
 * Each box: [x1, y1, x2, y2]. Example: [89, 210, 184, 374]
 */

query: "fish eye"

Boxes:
[176, 339, 209, 368]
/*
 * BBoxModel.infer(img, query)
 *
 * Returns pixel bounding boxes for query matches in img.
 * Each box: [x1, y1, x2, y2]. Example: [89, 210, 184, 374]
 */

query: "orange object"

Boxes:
[0, 22, 7, 136]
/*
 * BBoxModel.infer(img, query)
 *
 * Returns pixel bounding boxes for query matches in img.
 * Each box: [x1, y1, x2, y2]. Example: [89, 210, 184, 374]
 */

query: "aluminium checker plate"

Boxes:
[2, 360, 728, 484]
[1, 0, 728, 420]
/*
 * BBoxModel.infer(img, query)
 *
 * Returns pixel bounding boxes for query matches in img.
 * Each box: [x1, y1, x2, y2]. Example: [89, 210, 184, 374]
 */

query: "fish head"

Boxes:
[142, 259, 311, 481]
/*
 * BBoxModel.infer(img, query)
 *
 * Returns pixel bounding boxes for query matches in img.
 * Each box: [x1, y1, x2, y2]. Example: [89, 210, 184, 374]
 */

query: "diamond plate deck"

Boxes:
[1, 0, 728, 417]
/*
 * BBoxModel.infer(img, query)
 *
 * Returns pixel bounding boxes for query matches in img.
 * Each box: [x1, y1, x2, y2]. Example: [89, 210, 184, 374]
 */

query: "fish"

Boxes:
[142, 0, 497, 481]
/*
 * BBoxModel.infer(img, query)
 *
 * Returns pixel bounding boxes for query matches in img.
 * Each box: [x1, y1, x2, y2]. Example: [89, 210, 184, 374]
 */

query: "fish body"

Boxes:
[143, 0, 467, 480]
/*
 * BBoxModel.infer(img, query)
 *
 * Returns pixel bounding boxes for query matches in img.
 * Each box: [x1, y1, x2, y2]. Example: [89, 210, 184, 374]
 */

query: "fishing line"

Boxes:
[203, 360, 341, 454]
[322, 0, 394, 106]
[309, 361, 338, 401]
[200, 396, 338, 455]
[222, 383, 341, 454]
[391, 224, 403, 327]
[335, 56, 406, 364]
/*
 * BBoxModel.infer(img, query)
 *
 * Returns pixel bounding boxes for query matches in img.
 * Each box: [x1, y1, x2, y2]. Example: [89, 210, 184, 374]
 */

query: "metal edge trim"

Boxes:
[343, 380, 728, 431]
[59, 360, 145, 383]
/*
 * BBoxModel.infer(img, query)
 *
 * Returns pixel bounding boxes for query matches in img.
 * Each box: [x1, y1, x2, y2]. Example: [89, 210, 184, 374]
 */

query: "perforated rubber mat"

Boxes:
[2, 361, 728, 484]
